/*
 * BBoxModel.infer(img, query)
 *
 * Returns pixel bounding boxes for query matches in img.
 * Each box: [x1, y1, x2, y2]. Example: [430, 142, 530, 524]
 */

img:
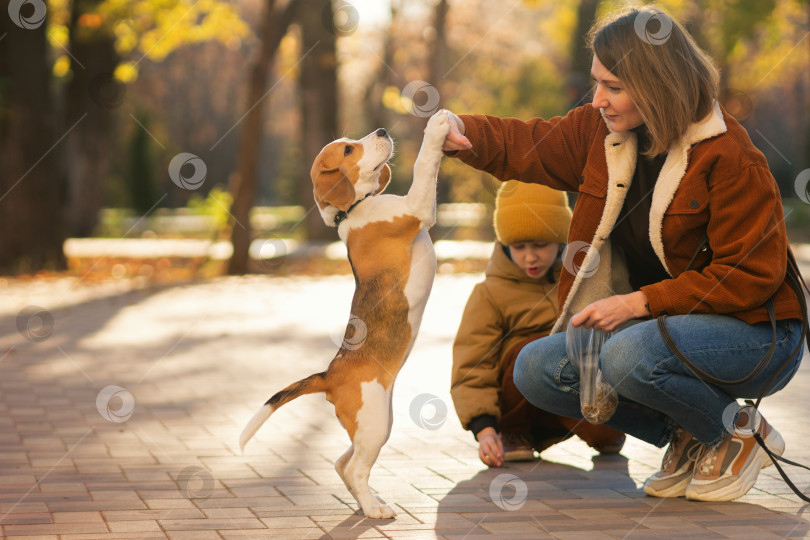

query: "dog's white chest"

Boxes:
[404, 228, 436, 333]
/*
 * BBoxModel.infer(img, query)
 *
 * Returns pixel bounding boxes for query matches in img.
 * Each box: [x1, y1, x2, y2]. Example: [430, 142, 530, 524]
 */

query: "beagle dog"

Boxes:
[240, 110, 451, 519]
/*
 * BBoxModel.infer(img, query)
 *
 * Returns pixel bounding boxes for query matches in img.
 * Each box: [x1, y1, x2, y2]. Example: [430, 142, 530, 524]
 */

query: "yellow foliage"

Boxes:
[382, 85, 409, 114]
[53, 55, 71, 78]
[46, 24, 69, 48]
[114, 62, 138, 83]
[93, 0, 251, 60]
[278, 32, 302, 76]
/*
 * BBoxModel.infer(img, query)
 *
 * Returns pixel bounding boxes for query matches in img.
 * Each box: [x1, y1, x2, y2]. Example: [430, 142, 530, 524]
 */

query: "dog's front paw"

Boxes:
[424, 109, 451, 145]
[363, 499, 397, 519]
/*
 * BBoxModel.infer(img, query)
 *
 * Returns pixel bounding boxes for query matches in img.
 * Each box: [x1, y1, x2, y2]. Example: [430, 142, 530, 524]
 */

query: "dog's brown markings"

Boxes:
[311, 142, 363, 210]
[261, 215, 423, 441]
[324, 215, 422, 439]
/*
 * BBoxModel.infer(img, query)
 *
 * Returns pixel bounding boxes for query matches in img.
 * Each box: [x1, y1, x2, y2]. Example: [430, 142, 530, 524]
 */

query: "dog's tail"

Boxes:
[239, 372, 328, 452]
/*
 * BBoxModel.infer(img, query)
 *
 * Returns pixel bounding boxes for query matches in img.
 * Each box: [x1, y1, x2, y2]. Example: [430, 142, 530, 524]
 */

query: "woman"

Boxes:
[441, 5, 805, 502]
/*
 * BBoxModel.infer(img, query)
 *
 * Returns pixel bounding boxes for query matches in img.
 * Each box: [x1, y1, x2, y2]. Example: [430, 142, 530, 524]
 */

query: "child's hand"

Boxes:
[477, 427, 504, 467]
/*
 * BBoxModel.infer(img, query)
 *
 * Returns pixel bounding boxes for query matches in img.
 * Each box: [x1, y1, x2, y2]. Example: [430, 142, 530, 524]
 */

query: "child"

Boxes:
[451, 181, 625, 466]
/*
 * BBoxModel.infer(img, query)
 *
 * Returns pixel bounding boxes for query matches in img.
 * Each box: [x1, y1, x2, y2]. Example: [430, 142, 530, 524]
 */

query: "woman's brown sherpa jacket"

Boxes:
[453, 104, 802, 332]
[451, 244, 559, 429]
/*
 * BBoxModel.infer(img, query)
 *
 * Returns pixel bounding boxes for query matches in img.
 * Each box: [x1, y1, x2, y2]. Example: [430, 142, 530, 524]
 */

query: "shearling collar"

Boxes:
[551, 104, 727, 333]
[600, 103, 727, 274]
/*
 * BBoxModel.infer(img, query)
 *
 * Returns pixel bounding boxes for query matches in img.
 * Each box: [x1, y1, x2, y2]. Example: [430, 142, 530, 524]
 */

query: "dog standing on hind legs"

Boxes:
[239, 110, 452, 519]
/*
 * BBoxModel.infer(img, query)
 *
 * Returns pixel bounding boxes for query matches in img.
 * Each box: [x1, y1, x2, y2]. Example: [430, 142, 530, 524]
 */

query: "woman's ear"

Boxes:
[374, 163, 391, 195]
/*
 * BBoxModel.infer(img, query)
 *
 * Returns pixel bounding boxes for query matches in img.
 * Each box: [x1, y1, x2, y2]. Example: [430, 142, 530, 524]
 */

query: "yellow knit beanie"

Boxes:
[493, 180, 572, 245]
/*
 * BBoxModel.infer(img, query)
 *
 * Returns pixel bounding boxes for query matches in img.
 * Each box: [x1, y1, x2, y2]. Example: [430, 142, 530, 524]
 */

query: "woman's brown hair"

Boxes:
[588, 6, 720, 156]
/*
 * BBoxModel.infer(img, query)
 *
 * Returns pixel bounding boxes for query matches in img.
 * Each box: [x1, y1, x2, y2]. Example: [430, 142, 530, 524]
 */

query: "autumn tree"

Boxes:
[0, 6, 66, 272]
[227, 0, 300, 275]
[56, 0, 249, 233]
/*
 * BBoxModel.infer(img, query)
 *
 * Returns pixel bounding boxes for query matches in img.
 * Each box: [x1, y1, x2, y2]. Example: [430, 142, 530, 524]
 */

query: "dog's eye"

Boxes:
[344, 145, 353, 156]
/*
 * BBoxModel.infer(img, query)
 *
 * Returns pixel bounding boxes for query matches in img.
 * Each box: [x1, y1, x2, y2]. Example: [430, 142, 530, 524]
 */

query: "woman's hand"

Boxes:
[477, 427, 504, 467]
[441, 111, 473, 152]
[571, 291, 650, 332]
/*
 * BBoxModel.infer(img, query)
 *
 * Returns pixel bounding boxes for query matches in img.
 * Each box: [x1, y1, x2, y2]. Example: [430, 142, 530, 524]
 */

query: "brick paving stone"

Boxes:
[51, 510, 104, 522]
[2, 521, 110, 535]
[106, 519, 161, 532]
[165, 532, 223, 540]
[322, 525, 390, 539]
[258, 515, 317, 528]
[707, 525, 785, 539]
[61, 535, 167, 540]
[549, 532, 617, 540]
[159, 517, 264, 530]
[0, 512, 52, 525]
[1, 275, 808, 538]
[220, 529, 327, 539]
[0, 536, 60, 540]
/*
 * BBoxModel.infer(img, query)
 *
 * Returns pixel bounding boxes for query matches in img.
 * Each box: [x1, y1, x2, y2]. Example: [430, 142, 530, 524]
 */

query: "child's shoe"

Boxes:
[592, 434, 626, 455]
[501, 432, 535, 462]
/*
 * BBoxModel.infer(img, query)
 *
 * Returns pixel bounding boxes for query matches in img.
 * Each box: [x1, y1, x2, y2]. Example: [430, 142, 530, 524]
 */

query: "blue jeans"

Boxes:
[514, 315, 804, 448]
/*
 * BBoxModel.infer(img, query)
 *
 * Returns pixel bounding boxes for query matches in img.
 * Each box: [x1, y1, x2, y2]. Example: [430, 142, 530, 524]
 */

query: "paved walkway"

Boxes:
[0, 274, 808, 539]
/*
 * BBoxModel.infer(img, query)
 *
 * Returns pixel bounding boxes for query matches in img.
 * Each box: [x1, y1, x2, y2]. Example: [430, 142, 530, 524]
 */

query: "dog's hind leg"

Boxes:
[336, 379, 396, 519]
[335, 445, 354, 484]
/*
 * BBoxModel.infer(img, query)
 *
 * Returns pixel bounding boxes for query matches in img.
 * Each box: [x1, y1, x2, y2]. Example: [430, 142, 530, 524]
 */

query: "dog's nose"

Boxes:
[375, 128, 388, 138]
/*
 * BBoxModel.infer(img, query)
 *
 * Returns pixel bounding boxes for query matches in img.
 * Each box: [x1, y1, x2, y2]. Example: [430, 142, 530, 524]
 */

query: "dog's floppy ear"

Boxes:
[312, 167, 356, 211]
[374, 163, 391, 195]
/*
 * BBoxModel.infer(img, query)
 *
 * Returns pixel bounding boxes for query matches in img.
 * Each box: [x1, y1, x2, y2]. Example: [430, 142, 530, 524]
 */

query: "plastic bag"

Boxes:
[565, 319, 618, 424]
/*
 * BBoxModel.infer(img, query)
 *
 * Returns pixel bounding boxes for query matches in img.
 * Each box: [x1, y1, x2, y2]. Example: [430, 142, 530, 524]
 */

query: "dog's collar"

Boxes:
[334, 193, 372, 226]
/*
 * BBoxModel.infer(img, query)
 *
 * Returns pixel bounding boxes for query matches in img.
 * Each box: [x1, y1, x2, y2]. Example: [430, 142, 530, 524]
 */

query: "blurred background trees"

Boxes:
[1, 0, 809, 274]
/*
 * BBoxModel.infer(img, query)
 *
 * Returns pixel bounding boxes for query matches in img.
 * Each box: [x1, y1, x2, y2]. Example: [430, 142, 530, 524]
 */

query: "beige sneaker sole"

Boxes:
[685, 428, 785, 502]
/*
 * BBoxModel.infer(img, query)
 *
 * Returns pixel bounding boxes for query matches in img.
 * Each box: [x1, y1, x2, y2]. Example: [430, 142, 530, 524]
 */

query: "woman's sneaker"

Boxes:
[685, 413, 784, 501]
[501, 432, 535, 462]
[643, 428, 704, 497]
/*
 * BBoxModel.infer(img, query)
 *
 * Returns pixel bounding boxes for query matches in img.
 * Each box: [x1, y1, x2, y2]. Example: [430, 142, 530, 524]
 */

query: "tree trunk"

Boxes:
[65, 0, 120, 236]
[227, 0, 299, 274]
[298, 0, 339, 242]
[428, 0, 449, 206]
[362, 2, 400, 131]
[568, 0, 600, 109]
[428, 0, 448, 91]
[0, 8, 67, 272]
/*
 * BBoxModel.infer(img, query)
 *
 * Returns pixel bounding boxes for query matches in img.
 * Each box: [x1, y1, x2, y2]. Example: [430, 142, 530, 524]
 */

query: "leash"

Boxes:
[657, 236, 810, 501]
[334, 193, 372, 226]
[753, 429, 810, 504]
